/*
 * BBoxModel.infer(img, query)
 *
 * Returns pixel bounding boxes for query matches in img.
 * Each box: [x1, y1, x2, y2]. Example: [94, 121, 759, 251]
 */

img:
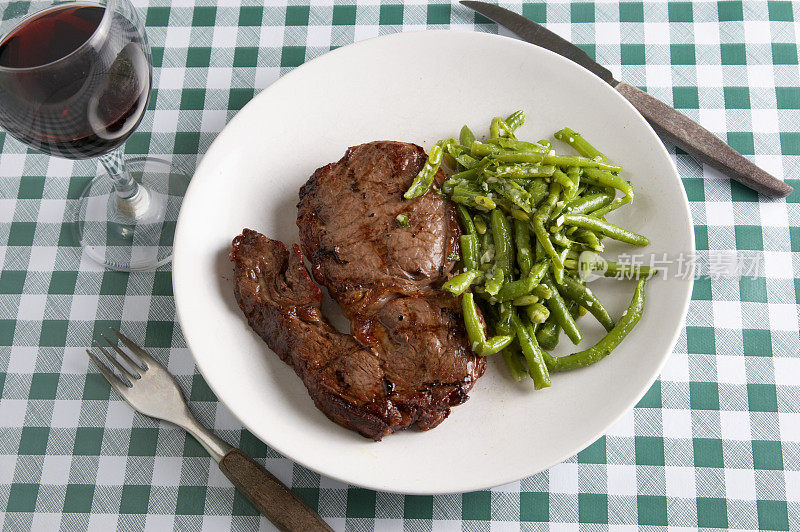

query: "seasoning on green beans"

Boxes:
[421, 111, 653, 389]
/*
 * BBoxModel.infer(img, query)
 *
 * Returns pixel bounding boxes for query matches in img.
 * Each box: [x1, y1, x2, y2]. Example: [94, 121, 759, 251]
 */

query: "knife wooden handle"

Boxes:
[615, 81, 792, 198]
[219, 448, 333, 532]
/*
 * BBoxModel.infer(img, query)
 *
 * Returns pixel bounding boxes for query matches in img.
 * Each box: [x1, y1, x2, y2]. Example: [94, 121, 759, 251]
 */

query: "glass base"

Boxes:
[72, 157, 190, 271]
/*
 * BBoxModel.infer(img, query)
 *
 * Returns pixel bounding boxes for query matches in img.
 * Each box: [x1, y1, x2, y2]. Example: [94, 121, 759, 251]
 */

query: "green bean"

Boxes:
[502, 347, 527, 382]
[550, 230, 573, 249]
[567, 257, 657, 279]
[490, 117, 515, 139]
[524, 302, 550, 324]
[527, 179, 549, 206]
[548, 279, 647, 372]
[491, 152, 622, 172]
[490, 179, 533, 212]
[487, 163, 555, 178]
[457, 205, 476, 234]
[450, 188, 496, 211]
[531, 284, 552, 300]
[496, 303, 514, 336]
[532, 213, 563, 275]
[487, 138, 548, 153]
[536, 318, 561, 351]
[552, 167, 576, 193]
[554, 127, 607, 162]
[491, 209, 514, 279]
[496, 262, 547, 302]
[513, 295, 539, 306]
[511, 209, 529, 221]
[484, 268, 505, 296]
[542, 273, 582, 345]
[511, 311, 551, 389]
[513, 218, 533, 276]
[460, 234, 480, 271]
[404, 143, 443, 199]
[461, 293, 486, 351]
[581, 168, 633, 201]
[561, 214, 649, 246]
[473, 215, 488, 235]
[477, 334, 515, 356]
[563, 191, 614, 216]
[470, 141, 504, 157]
[591, 195, 631, 218]
[460, 125, 476, 147]
[505, 110, 525, 132]
[557, 275, 614, 331]
[442, 270, 482, 296]
[571, 228, 604, 252]
[537, 139, 552, 150]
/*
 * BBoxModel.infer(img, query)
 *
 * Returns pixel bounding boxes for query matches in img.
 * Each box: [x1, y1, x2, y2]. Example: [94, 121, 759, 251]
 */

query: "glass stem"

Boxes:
[99, 147, 150, 219]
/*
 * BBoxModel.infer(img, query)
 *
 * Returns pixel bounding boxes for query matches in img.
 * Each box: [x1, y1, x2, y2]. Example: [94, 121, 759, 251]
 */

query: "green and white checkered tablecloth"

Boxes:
[1, 0, 798, 529]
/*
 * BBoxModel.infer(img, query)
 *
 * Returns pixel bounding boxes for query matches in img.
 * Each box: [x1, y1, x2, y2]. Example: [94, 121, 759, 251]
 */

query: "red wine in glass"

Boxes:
[0, 3, 151, 159]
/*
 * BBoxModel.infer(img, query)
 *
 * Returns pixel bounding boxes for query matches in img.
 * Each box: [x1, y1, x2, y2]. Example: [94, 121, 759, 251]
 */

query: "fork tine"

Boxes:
[86, 349, 129, 391]
[93, 342, 138, 383]
[109, 327, 157, 369]
[101, 334, 146, 372]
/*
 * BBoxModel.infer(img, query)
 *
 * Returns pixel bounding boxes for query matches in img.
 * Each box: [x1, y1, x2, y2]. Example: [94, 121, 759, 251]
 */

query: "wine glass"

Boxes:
[0, 0, 189, 271]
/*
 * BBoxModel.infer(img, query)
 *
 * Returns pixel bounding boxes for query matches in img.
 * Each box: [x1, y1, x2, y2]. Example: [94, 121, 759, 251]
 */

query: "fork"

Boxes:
[87, 327, 333, 532]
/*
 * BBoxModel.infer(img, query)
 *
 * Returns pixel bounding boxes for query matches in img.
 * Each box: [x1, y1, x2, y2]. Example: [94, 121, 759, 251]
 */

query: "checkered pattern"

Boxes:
[1, 1, 798, 529]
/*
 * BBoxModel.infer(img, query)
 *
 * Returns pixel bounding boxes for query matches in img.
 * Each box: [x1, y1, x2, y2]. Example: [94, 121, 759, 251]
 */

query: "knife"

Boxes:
[461, 1, 793, 198]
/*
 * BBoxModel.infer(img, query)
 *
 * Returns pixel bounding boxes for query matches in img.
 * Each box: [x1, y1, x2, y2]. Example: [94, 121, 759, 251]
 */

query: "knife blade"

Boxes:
[461, 0, 793, 198]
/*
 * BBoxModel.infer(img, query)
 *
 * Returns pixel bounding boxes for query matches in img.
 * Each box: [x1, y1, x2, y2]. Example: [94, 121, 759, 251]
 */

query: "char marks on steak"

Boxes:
[232, 141, 484, 440]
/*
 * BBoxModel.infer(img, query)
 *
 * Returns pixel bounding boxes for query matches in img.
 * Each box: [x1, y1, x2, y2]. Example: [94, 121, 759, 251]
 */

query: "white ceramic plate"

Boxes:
[173, 31, 693, 494]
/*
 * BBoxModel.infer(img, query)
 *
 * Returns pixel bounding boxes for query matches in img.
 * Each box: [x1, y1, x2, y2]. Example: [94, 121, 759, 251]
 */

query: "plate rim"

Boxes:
[173, 29, 695, 494]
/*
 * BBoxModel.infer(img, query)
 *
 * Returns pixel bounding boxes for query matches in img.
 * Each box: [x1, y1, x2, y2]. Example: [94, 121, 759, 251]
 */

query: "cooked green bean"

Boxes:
[536, 318, 560, 351]
[505, 110, 525, 132]
[542, 273, 582, 345]
[563, 191, 614, 216]
[531, 284, 552, 300]
[537, 139, 552, 150]
[552, 167, 576, 192]
[491, 209, 514, 279]
[554, 127, 607, 162]
[511, 311, 551, 389]
[527, 179, 549, 206]
[513, 218, 533, 276]
[524, 302, 550, 324]
[404, 143, 443, 199]
[460, 234, 480, 271]
[557, 275, 614, 331]
[460, 125, 476, 147]
[457, 205, 476, 235]
[461, 293, 486, 350]
[487, 138, 548, 153]
[484, 268, 505, 296]
[502, 347, 527, 381]
[548, 279, 647, 372]
[442, 270, 482, 296]
[491, 152, 622, 172]
[477, 334, 515, 356]
[562, 214, 649, 246]
[513, 295, 539, 306]
[490, 117, 515, 139]
[572, 228, 604, 252]
[581, 168, 633, 201]
[495, 262, 547, 302]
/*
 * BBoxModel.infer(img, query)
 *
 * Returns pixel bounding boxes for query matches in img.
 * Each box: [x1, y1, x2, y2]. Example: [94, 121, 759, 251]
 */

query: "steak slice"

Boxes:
[231, 142, 484, 440]
[296, 141, 484, 435]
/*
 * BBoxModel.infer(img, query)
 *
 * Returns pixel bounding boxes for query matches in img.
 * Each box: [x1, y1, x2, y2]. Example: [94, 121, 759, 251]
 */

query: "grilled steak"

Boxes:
[232, 141, 484, 440]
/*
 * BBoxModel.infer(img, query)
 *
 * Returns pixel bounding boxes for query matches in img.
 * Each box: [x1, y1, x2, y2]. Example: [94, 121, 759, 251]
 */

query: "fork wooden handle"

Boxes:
[219, 448, 333, 531]
[614, 81, 793, 198]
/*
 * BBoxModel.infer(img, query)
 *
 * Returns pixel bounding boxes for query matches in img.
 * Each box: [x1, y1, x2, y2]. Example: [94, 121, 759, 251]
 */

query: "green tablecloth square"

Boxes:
[120, 485, 151, 514]
[333, 5, 357, 26]
[73, 427, 104, 456]
[693, 438, 725, 467]
[403, 495, 433, 520]
[571, 3, 595, 23]
[637, 495, 668, 526]
[462, 491, 491, 520]
[668, 2, 693, 23]
[63, 484, 95, 513]
[756, 500, 790, 531]
[742, 328, 772, 355]
[697, 497, 728, 528]
[520, 492, 548, 522]
[717, 1, 744, 22]
[767, 0, 794, 21]
[18, 427, 49, 455]
[379, 4, 403, 25]
[427, 4, 450, 25]
[6, 483, 39, 512]
[771, 43, 798, 64]
[578, 493, 608, 524]
[0, 271, 26, 294]
[751, 440, 783, 470]
[346, 488, 376, 518]
[522, 4, 546, 23]
[690, 382, 721, 410]
[191, 6, 216, 27]
[175, 485, 207, 515]
[128, 428, 159, 456]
